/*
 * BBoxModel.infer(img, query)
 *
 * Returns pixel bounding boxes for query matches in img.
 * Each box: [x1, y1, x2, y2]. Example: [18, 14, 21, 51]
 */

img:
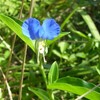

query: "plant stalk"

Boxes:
[4, 0, 24, 99]
[39, 61, 47, 87]
[18, 44, 27, 100]
[0, 67, 13, 100]
[18, 0, 34, 100]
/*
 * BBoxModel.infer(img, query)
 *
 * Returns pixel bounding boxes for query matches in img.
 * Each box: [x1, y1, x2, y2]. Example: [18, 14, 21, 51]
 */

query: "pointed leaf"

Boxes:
[48, 61, 59, 84]
[79, 10, 100, 41]
[96, 66, 100, 75]
[61, 7, 78, 29]
[47, 76, 100, 100]
[28, 87, 50, 100]
[47, 32, 70, 46]
[0, 14, 35, 52]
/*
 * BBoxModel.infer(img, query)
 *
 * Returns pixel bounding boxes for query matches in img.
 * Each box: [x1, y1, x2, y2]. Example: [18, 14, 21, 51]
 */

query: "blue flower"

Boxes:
[22, 18, 60, 40]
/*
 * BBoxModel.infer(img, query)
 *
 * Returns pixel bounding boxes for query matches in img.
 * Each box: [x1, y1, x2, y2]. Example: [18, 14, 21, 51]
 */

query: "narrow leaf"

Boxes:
[0, 14, 35, 52]
[79, 10, 100, 41]
[61, 7, 78, 29]
[47, 32, 70, 46]
[48, 61, 59, 84]
[96, 66, 100, 75]
[28, 87, 50, 100]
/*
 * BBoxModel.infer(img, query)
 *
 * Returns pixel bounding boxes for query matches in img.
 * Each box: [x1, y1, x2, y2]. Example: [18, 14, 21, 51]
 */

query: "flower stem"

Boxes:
[39, 61, 47, 88]
[39, 62, 55, 99]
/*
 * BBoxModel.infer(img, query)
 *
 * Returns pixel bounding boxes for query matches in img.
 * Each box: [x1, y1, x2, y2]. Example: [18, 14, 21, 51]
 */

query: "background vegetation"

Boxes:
[0, 0, 100, 100]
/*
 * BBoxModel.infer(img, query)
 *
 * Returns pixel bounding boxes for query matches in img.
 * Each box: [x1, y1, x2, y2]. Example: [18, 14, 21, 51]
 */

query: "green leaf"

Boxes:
[47, 32, 70, 46]
[76, 52, 86, 58]
[52, 50, 61, 58]
[71, 29, 88, 39]
[58, 41, 69, 53]
[0, 14, 35, 52]
[44, 0, 56, 5]
[48, 61, 59, 84]
[47, 76, 100, 100]
[67, 22, 88, 39]
[28, 87, 50, 100]
[61, 7, 78, 29]
[0, 88, 4, 100]
[82, 39, 93, 52]
[79, 10, 100, 41]
[96, 66, 100, 75]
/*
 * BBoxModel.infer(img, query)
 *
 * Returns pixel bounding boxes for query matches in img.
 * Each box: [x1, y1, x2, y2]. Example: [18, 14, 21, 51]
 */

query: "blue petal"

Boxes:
[22, 18, 43, 40]
[42, 19, 60, 40]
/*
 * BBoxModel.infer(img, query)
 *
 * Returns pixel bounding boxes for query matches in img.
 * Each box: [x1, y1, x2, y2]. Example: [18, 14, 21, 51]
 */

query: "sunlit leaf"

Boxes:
[48, 61, 59, 84]
[48, 76, 100, 100]
[0, 14, 35, 52]
[47, 32, 70, 46]
[28, 87, 50, 100]
[79, 10, 100, 41]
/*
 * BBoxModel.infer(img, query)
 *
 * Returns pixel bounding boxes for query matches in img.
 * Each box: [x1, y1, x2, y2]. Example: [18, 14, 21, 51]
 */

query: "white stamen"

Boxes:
[39, 45, 45, 54]
[38, 41, 47, 63]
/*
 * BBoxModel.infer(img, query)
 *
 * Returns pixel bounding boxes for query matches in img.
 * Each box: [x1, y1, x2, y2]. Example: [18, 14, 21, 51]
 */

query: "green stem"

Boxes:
[48, 90, 54, 100]
[39, 61, 47, 88]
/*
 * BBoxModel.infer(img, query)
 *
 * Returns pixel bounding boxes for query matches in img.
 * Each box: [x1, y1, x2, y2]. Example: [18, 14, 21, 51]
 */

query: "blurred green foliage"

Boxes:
[0, 0, 100, 99]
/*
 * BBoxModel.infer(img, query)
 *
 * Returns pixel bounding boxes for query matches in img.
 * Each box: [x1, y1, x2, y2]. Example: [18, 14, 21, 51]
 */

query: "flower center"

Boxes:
[39, 44, 45, 54]
[38, 41, 47, 63]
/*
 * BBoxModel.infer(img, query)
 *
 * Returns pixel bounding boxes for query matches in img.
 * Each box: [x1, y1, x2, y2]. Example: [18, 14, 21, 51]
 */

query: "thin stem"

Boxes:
[39, 62, 47, 88]
[39, 62, 54, 99]
[37, 40, 47, 88]
[75, 84, 100, 100]
[29, 0, 34, 17]
[18, 0, 24, 19]
[12, 0, 25, 99]
[18, 0, 34, 100]
[7, 0, 24, 74]
[0, 67, 13, 100]
[0, 36, 22, 64]
[18, 44, 27, 100]
[6, 34, 16, 77]
[4, 0, 24, 99]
